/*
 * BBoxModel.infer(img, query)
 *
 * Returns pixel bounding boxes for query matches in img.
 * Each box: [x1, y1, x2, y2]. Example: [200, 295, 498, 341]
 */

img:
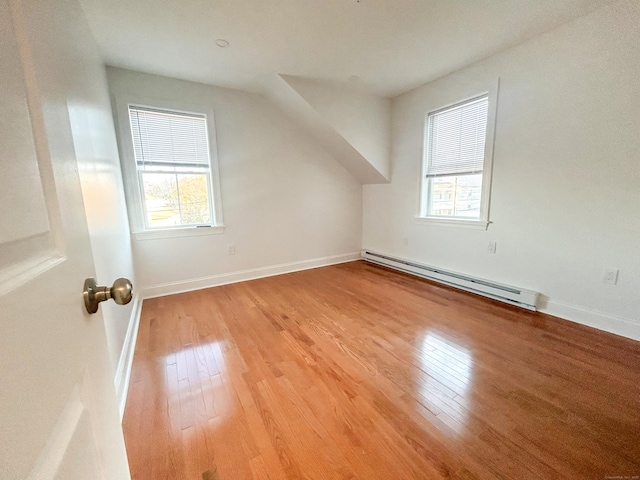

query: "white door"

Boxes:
[0, 0, 131, 478]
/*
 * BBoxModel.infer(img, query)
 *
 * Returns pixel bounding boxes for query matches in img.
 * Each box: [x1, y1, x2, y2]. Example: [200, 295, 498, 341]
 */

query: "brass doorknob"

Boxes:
[83, 277, 133, 314]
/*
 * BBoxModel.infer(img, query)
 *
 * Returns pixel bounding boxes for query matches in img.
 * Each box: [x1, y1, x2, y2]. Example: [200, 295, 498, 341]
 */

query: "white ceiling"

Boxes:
[79, 0, 612, 97]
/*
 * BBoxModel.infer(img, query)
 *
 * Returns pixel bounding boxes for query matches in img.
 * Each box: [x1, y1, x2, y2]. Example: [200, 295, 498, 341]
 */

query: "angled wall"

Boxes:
[266, 75, 390, 184]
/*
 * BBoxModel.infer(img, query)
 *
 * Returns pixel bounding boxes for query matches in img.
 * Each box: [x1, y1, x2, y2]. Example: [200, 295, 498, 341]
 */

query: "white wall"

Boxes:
[363, 0, 640, 339]
[107, 68, 362, 296]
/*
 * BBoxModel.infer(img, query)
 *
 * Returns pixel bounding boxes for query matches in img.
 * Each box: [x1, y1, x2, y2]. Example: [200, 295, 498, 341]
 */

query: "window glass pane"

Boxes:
[177, 174, 210, 225]
[141, 172, 211, 228]
[142, 173, 180, 227]
[429, 174, 482, 218]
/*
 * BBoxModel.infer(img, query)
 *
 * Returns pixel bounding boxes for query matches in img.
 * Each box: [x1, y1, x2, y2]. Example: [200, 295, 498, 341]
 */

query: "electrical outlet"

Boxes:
[487, 241, 497, 254]
[602, 268, 619, 285]
[228, 245, 236, 255]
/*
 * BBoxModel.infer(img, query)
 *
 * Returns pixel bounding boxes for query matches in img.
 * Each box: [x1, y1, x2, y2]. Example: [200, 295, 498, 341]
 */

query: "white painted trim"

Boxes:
[415, 216, 490, 230]
[141, 252, 361, 299]
[27, 385, 85, 480]
[418, 77, 500, 226]
[0, 251, 64, 297]
[133, 224, 224, 241]
[113, 293, 142, 420]
[112, 93, 225, 235]
[540, 300, 640, 342]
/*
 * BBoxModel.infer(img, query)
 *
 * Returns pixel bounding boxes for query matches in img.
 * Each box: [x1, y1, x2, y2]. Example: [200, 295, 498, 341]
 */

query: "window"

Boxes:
[419, 94, 494, 228]
[116, 99, 224, 239]
[128, 105, 215, 229]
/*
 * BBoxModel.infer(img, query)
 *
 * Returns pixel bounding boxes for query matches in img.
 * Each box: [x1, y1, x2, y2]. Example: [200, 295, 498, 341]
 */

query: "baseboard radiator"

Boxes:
[361, 250, 539, 311]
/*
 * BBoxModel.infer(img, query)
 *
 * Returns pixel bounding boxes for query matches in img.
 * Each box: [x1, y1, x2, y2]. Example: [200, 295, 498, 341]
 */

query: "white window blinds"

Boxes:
[425, 95, 488, 178]
[128, 106, 210, 170]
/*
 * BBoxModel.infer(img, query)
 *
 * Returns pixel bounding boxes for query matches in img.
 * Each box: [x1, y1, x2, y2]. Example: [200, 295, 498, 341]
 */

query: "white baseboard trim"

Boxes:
[540, 300, 639, 342]
[114, 293, 142, 420]
[141, 252, 361, 300]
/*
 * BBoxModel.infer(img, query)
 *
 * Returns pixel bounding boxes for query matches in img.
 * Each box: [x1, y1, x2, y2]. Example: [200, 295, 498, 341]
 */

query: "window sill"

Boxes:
[133, 225, 225, 241]
[415, 216, 490, 230]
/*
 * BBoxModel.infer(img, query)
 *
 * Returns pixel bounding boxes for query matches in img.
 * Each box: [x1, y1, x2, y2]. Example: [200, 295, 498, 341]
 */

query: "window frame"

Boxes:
[113, 94, 224, 240]
[417, 79, 499, 230]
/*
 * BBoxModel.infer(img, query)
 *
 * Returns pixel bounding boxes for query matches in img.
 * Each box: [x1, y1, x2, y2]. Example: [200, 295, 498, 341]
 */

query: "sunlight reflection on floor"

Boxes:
[418, 332, 473, 435]
[163, 341, 232, 428]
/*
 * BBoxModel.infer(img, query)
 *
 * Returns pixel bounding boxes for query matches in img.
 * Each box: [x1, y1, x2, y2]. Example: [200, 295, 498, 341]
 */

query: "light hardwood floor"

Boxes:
[123, 261, 640, 479]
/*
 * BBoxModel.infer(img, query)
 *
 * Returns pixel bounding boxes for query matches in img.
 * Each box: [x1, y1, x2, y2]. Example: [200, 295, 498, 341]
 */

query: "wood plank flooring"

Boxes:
[122, 261, 640, 479]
